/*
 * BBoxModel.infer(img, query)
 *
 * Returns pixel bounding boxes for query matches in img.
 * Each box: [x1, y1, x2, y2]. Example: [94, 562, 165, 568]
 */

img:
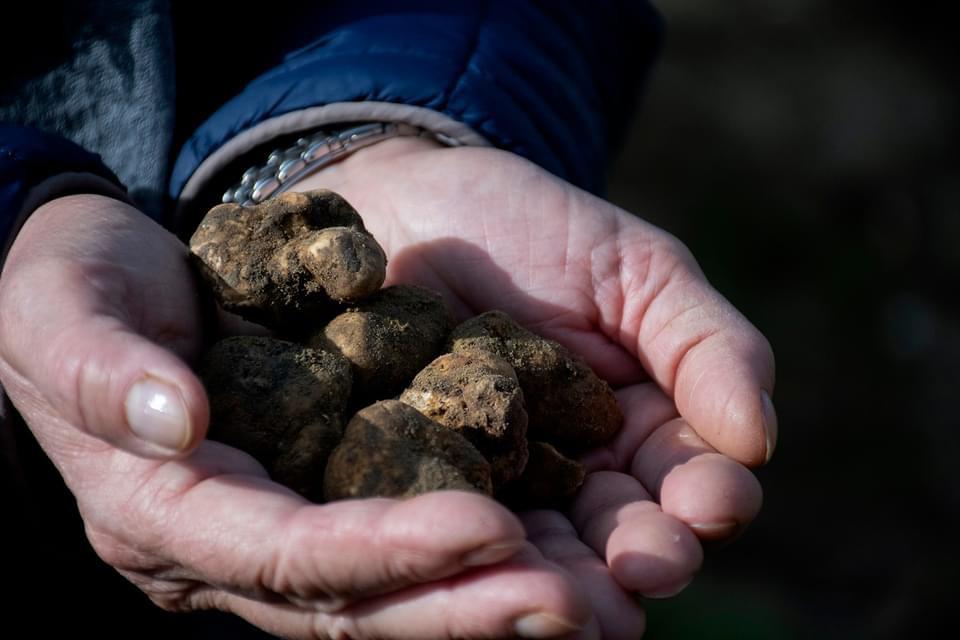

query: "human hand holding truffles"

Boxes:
[0, 138, 774, 638]
[190, 189, 620, 507]
[290, 140, 771, 620]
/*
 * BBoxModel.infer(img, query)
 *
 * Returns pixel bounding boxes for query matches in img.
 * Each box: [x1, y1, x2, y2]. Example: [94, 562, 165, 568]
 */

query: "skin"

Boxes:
[0, 137, 774, 640]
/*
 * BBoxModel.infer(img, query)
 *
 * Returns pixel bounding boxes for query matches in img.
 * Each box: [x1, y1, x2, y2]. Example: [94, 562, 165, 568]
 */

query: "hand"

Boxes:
[0, 195, 592, 638]
[296, 137, 776, 638]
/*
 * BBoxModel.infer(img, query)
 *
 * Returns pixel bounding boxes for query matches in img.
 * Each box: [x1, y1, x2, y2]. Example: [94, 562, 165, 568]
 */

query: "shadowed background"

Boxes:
[606, 1, 959, 637]
[2, 1, 955, 637]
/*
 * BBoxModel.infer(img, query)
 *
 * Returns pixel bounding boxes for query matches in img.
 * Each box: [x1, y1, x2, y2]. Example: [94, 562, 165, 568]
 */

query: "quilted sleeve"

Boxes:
[170, 0, 661, 210]
[0, 123, 126, 259]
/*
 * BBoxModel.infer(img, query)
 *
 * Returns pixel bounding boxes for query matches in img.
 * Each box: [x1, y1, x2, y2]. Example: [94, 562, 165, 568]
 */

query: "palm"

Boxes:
[297, 140, 773, 636]
[1, 143, 774, 638]
[310, 143, 616, 331]
[0, 195, 596, 637]
[302, 141, 772, 460]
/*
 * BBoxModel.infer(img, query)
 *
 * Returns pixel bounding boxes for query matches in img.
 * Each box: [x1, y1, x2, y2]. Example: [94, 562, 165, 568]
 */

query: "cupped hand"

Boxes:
[297, 137, 776, 639]
[0, 195, 592, 639]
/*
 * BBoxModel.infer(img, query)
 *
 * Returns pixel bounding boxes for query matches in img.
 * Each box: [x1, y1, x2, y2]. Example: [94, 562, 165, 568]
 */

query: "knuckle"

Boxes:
[319, 615, 361, 640]
[46, 320, 124, 440]
[42, 335, 106, 439]
[380, 546, 437, 586]
[86, 527, 207, 615]
[85, 527, 137, 570]
[151, 583, 221, 614]
[85, 522, 171, 577]
[755, 330, 777, 372]
[266, 509, 340, 595]
[655, 232, 698, 269]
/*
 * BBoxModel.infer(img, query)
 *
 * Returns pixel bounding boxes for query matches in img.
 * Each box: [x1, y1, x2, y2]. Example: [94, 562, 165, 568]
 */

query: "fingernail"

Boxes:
[461, 540, 525, 567]
[761, 390, 778, 464]
[644, 576, 694, 599]
[514, 613, 582, 638]
[689, 520, 739, 540]
[125, 376, 191, 452]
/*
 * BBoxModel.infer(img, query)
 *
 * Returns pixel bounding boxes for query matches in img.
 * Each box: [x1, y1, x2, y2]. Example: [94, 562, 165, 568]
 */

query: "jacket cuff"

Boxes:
[1, 124, 126, 258]
[1, 173, 129, 264]
[170, 1, 662, 210]
[173, 101, 488, 228]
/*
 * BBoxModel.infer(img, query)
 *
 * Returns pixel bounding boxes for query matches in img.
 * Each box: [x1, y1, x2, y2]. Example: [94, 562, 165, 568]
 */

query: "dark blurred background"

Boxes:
[3, 2, 955, 638]
[606, 1, 959, 637]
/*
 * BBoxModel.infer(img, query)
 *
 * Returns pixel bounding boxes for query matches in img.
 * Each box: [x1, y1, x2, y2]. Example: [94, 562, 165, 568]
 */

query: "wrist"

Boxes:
[292, 135, 445, 194]
[222, 124, 448, 206]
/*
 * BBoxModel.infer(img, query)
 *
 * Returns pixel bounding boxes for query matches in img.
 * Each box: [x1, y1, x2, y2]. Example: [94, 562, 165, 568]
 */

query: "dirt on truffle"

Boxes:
[189, 190, 386, 330]
[313, 285, 455, 405]
[200, 336, 351, 501]
[189, 190, 622, 509]
[400, 350, 528, 489]
[324, 400, 493, 500]
[448, 311, 622, 455]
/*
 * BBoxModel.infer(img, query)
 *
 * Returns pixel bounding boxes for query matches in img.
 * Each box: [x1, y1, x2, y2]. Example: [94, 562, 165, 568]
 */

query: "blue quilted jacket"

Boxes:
[0, 0, 661, 248]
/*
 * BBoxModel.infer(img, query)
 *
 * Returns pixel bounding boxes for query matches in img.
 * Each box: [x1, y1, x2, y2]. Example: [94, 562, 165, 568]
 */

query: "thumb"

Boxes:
[1, 298, 209, 458]
[0, 216, 208, 459]
[63, 318, 207, 458]
[620, 234, 777, 468]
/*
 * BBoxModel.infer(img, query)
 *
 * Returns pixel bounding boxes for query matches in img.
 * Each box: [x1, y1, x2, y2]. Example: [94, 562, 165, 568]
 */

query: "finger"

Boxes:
[185, 545, 591, 640]
[580, 383, 678, 473]
[0, 202, 208, 459]
[0, 275, 208, 458]
[114, 446, 528, 607]
[630, 418, 763, 540]
[523, 511, 646, 640]
[569, 471, 702, 598]
[609, 226, 777, 466]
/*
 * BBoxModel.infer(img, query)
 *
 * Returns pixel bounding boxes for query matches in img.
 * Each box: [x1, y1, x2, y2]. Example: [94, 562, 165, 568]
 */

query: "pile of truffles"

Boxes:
[191, 190, 622, 507]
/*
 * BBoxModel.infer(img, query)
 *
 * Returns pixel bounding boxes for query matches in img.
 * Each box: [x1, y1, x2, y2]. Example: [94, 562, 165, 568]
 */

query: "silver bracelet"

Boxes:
[222, 122, 435, 206]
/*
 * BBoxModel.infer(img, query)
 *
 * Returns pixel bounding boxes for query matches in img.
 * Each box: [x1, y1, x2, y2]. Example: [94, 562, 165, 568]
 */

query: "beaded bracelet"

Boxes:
[222, 122, 435, 205]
